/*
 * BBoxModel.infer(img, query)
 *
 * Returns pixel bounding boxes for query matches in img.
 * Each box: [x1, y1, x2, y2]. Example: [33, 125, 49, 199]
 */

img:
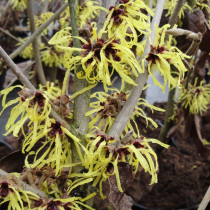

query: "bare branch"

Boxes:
[68, 0, 90, 135]
[0, 46, 36, 90]
[27, 0, 47, 86]
[0, 27, 20, 42]
[168, 0, 186, 27]
[198, 186, 210, 210]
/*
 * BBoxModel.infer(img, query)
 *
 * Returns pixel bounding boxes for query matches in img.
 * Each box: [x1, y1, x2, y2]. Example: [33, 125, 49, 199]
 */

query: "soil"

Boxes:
[0, 102, 210, 210]
[134, 102, 210, 210]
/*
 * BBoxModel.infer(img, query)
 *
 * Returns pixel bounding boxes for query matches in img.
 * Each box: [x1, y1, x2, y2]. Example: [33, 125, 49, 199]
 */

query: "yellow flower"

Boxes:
[41, 46, 63, 67]
[0, 84, 79, 175]
[10, 0, 27, 11]
[0, 86, 52, 138]
[24, 119, 81, 176]
[34, 12, 54, 35]
[16, 38, 33, 59]
[59, 7, 71, 29]
[59, 0, 102, 29]
[17, 38, 45, 60]
[50, 24, 143, 92]
[194, 0, 210, 12]
[39, 82, 62, 99]
[179, 80, 210, 115]
[0, 180, 39, 209]
[165, 0, 192, 19]
[104, 0, 153, 46]
[78, 0, 101, 28]
[145, 24, 190, 92]
[86, 88, 165, 137]
[73, 131, 168, 198]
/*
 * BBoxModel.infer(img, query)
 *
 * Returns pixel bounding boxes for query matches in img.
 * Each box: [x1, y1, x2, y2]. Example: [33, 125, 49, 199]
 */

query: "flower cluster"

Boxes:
[10, 0, 27, 11]
[49, 0, 155, 91]
[74, 131, 169, 198]
[0, 83, 78, 176]
[50, 25, 143, 92]
[34, 12, 54, 35]
[78, 0, 101, 28]
[0, 171, 95, 210]
[104, 0, 153, 46]
[179, 80, 210, 115]
[86, 88, 164, 137]
[145, 25, 190, 92]
[0, 180, 39, 209]
[16, 38, 45, 60]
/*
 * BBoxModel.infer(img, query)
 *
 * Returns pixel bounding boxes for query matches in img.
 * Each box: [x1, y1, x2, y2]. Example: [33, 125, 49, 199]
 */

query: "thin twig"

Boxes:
[41, 0, 49, 14]
[0, 27, 20, 42]
[5, 61, 35, 89]
[168, 0, 186, 27]
[108, 0, 166, 139]
[9, 3, 68, 60]
[27, 0, 47, 86]
[158, 0, 186, 145]
[185, 40, 200, 56]
[0, 46, 36, 90]
[0, 0, 11, 21]
[198, 186, 210, 210]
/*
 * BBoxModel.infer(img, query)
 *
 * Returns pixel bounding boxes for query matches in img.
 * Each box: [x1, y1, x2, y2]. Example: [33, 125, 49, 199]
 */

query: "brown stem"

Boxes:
[0, 46, 36, 90]
[158, 87, 176, 146]
[168, 0, 186, 27]
[27, 0, 47, 86]
[0, 27, 20, 42]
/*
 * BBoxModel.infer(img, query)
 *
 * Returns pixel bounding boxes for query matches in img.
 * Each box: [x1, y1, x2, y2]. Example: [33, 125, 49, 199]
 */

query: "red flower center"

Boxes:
[48, 121, 63, 137]
[33, 92, 45, 107]
[0, 181, 10, 198]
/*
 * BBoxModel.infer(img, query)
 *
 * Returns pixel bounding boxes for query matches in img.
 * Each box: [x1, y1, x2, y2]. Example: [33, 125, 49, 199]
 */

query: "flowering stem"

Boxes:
[27, 0, 47, 86]
[0, 27, 20, 42]
[158, 87, 176, 145]
[168, 0, 186, 27]
[9, 3, 68, 61]
[0, 45, 78, 136]
[68, 0, 90, 168]
[108, 0, 166, 140]
[158, 0, 186, 145]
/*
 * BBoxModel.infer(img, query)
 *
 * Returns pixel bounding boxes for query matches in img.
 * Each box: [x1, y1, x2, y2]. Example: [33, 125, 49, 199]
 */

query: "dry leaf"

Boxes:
[0, 150, 25, 173]
[108, 162, 135, 210]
